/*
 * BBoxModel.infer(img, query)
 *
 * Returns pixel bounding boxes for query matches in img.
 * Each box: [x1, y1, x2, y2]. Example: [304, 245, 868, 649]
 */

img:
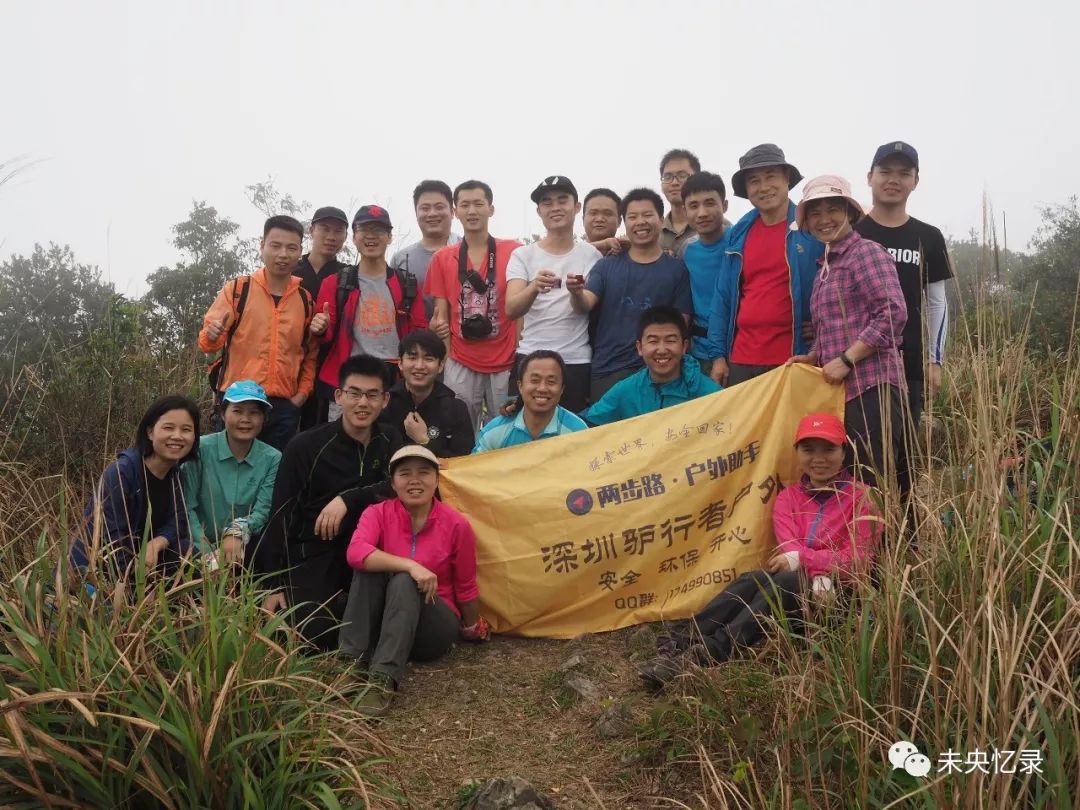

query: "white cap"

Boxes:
[389, 444, 440, 471]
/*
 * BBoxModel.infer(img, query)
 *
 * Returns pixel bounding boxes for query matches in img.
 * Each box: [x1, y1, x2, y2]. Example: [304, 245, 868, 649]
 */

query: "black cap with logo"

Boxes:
[530, 175, 578, 204]
[352, 205, 393, 230]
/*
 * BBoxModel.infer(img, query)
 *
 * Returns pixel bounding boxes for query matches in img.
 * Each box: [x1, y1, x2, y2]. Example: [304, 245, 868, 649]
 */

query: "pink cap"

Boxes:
[794, 175, 864, 231]
[794, 412, 846, 446]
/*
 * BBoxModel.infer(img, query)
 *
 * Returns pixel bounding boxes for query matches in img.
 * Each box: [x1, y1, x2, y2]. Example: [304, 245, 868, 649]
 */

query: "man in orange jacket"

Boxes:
[199, 215, 319, 451]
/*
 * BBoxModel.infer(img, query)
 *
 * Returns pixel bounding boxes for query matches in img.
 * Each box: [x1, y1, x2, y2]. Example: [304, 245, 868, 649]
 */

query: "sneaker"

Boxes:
[356, 672, 395, 718]
[638, 654, 689, 694]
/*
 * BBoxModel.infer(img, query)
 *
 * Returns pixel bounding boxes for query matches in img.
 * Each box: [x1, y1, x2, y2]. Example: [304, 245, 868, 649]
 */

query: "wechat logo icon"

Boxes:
[888, 741, 931, 778]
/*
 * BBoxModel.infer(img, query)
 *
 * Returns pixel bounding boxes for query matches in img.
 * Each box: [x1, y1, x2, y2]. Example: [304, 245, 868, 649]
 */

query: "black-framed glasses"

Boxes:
[340, 387, 384, 402]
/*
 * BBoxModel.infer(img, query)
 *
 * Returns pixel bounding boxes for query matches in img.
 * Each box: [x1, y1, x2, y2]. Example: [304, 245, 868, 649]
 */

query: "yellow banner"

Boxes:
[439, 364, 844, 638]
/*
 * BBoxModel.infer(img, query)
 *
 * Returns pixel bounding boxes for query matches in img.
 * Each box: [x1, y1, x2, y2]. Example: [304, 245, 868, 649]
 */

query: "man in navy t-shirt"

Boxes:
[568, 187, 693, 401]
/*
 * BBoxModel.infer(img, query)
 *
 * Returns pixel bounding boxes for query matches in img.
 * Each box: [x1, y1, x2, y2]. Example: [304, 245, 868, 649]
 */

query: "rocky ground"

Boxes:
[373, 625, 714, 809]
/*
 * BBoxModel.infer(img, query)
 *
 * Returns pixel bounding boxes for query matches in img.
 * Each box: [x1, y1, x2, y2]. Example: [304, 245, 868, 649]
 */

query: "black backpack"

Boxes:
[333, 261, 418, 342]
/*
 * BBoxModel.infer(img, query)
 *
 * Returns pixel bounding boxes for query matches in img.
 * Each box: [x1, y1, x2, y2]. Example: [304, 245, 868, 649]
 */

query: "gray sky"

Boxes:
[1, 0, 1076, 296]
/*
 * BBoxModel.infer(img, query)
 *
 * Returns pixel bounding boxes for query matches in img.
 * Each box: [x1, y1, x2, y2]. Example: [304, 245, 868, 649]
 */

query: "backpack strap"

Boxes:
[228, 275, 252, 339]
[335, 264, 358, 343]
[210, 274, 251, 393]
[297, 283, 314, 321]
[388, 257, 418, 336]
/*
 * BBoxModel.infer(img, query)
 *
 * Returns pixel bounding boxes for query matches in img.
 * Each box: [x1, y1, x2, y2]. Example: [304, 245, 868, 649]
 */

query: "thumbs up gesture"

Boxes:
[310, 303, 330, 336]
[206, 315, 228, 342]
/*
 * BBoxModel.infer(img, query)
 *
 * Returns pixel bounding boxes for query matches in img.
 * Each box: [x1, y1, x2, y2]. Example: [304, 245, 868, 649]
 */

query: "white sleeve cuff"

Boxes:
[782, 551, 801, 572]
[812, 575, 833, 593]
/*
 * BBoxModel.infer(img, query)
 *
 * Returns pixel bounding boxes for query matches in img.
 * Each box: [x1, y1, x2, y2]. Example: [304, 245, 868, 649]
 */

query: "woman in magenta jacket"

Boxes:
[640, 412, 880, 692]
[340, 444, 488, 716]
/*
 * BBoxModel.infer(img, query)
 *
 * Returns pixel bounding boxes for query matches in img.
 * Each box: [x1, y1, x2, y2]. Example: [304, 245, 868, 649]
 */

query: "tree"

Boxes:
[0, 243, 121, 370]
[245, 178, 309, 221]
[143, 202, 246, 349]
[0, 244, 164, 480]
[1013, 199, 1080, 353]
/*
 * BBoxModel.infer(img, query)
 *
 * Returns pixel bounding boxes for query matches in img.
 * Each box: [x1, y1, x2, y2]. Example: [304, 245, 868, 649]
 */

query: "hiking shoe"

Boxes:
[351, 657, 370, 677]
[688, 643, 714, 667]
[638, 654, 689, 694]
[357, 673, 395, 719]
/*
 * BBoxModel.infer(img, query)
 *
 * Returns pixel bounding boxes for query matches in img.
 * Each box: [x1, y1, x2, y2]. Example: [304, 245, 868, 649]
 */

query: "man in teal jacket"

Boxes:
[705, 144, 823, 388]
[586, 306, 720, 426]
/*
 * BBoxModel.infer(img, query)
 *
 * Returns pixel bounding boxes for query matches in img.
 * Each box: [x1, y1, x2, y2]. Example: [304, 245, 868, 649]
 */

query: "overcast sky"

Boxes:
[1, 0, 1076, 296]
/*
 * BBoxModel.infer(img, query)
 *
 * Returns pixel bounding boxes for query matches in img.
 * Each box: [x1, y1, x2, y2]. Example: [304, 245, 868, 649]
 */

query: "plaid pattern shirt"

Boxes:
[810, 231, 907, 401]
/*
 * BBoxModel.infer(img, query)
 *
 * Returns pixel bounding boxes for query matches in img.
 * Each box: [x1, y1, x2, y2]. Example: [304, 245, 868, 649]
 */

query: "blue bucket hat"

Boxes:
[222, 380, 272, 408]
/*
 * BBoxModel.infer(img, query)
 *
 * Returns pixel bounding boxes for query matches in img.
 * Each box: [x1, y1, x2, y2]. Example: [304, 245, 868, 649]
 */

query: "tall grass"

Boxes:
[0, 475, 398, 808]
[635, 233, 1080, 807]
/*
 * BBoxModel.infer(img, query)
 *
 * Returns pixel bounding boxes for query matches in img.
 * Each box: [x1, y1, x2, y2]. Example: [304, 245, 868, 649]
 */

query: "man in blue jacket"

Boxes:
[705, 144, 823, 387]
[586, 306, 720, 426]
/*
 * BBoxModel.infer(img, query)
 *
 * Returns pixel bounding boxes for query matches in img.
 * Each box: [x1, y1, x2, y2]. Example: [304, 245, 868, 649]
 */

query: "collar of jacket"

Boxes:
[252, 266, 304, 296]
[725, 200, 798, 249]
[391, 496, 444, 528]
[798, 471, 854, 499]
[334, 420, 392, 448]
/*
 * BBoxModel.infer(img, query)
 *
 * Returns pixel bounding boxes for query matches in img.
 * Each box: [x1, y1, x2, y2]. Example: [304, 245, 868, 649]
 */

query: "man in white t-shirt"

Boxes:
[505, 176, 601, 412]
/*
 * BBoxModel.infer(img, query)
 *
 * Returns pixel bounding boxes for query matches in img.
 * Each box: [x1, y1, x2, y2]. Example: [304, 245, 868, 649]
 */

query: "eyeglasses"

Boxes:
[340, 387, 384, 402]
[661, 172, 692, 183]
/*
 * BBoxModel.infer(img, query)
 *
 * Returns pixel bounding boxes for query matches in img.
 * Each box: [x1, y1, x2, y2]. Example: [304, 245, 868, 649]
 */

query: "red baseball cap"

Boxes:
[794, 413, 846, 446]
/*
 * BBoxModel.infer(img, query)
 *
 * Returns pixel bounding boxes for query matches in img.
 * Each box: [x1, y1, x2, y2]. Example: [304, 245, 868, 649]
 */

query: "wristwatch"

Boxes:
[839, 351, 855, 369]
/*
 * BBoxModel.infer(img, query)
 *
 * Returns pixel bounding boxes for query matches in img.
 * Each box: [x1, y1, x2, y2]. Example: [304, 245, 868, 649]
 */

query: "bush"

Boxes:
[634, 286, 1080, 807]
[0, 489, 398, 808]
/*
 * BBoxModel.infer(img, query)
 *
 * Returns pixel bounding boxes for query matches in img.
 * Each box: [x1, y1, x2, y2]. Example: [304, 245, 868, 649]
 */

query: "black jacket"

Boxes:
[255, 420, 403, 578]
[380, 380, 475, 458]
[293, 254, 348, 302]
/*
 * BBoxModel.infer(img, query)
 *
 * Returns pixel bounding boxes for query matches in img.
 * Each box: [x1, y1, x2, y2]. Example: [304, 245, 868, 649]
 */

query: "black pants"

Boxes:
[283, 544, 353, 652]
[845, 383, 904, 490]
[260, 397, 302, 451]
[339, 571, 460, 687]
[589, 366, 637, 402]
[508, 354, 591, 414]
[896, 379, 925, 504]
[726, 362, 780, 387]
[298, 395, 329, 432]
[659, 570, 804, 662]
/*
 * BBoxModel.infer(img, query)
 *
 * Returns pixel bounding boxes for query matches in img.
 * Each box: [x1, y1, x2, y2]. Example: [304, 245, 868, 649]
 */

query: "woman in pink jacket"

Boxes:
[339, 444, 489, 716]
[640, 412, 880, 692]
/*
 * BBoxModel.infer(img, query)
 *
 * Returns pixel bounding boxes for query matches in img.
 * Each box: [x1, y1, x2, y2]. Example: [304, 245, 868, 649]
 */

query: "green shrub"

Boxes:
[0, 512, 398, 808]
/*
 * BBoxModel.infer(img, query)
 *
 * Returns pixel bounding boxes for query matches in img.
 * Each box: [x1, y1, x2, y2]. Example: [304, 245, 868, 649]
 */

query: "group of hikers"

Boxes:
[72, 141, 951, 712]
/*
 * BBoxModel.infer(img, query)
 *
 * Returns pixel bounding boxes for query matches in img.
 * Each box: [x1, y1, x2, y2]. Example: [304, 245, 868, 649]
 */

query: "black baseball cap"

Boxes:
[871, 141, 919, 171]
[352, 204, 393, 230]
[311, 206, 348, 227]
[530, 175, 578, 204]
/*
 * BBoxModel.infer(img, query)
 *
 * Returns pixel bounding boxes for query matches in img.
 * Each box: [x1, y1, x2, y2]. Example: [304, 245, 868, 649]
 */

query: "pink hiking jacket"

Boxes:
[773, 474, 881, 580]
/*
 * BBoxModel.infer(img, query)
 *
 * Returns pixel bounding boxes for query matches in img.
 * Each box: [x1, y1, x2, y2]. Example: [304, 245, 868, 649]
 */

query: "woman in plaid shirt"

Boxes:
[788, 176, 908, 488]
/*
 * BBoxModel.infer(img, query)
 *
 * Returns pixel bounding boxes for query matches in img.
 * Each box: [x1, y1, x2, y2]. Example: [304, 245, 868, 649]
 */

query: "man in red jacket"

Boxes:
[310, 205, 427, 419]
